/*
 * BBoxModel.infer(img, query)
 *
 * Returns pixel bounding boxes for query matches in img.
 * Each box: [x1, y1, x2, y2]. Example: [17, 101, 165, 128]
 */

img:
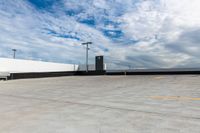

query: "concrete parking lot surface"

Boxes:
[0, 75, 200, 133]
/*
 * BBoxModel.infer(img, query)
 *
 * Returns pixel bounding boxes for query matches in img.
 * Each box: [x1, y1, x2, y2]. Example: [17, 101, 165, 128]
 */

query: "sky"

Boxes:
[0, 0, 200, 69]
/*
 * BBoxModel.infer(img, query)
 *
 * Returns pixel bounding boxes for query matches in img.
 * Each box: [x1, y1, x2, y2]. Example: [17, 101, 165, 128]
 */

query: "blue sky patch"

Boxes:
[46, 29, 80, 41]
[103, 30, 123, 38]
[28, 0, 58, 10]
[79, 17, 96, 26]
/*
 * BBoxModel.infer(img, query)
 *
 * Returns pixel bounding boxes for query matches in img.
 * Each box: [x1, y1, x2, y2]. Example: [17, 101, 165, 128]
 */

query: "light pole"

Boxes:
[12, 49, 17, 59]
[82, 42, 92, 72]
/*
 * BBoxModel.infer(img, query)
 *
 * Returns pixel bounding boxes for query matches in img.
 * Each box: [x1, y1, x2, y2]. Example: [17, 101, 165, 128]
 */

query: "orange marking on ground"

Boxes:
[154, 77, 165, 79]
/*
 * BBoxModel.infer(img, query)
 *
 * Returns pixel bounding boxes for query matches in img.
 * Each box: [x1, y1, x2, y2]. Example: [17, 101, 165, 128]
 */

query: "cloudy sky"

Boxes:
[0, 0, 200, 69]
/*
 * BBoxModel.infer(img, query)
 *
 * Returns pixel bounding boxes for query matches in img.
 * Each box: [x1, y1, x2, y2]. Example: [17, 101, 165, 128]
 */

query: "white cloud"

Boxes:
[121, 0, 200, 41]
[117, 0, 200, 68]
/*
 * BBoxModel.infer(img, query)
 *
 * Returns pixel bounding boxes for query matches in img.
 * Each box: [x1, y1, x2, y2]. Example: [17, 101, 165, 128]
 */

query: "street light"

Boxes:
[82, 42, 92, 72]
[12, 49, 17, 59]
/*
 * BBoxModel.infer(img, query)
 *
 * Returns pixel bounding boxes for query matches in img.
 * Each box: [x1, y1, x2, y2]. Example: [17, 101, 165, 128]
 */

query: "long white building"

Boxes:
[0, 58, 78, 73]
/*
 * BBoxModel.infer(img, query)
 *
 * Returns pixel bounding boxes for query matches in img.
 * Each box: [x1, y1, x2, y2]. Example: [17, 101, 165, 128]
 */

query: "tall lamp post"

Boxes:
[12, 49, 17, 59]
[82, 42, 92, 72]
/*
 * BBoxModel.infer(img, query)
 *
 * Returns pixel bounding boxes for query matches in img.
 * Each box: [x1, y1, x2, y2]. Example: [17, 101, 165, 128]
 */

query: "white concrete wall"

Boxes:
[0, 58, 78, 73]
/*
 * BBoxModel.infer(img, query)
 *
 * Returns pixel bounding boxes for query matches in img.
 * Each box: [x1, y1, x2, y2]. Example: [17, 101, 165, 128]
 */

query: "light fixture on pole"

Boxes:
[82, 42, 92, 72]
[12, 49, 17, 59]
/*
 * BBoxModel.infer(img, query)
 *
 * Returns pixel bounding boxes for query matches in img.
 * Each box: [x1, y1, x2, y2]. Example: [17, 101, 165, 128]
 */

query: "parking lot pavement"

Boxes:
[0, 75, 200, 133]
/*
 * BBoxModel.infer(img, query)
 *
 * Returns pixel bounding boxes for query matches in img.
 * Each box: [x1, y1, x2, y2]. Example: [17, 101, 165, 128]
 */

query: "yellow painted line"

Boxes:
[150, 96, 200, 101]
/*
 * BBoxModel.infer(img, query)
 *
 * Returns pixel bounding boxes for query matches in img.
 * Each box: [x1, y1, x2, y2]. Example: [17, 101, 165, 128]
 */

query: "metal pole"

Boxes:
[82, 42, 92, 73]
[86, 44, 88, 72]
[12, 49, 16, 59]
[13, 51, 15, 59]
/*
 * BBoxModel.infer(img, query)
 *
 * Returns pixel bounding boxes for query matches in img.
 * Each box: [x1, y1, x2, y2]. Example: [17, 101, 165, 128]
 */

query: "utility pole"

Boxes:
[12, 49, 17, 59]
[82, 42, 92, 72]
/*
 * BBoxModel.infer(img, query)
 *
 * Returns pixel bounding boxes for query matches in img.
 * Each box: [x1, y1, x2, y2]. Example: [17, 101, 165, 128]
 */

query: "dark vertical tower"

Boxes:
[95, 56, 104, 71]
